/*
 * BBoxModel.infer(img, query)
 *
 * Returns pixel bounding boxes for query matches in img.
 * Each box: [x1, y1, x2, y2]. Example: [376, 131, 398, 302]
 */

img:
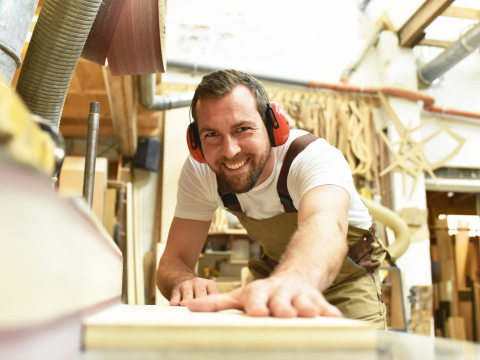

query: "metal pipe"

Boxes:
[138, 74, 194, 110]
[142, 60, 480, 121]
[0, 0, 39, 87]
[83, 102, 100, 209]
[418, 23, 480, 85]
[167, 60, 310, 87]
[340, 22, 386, 82]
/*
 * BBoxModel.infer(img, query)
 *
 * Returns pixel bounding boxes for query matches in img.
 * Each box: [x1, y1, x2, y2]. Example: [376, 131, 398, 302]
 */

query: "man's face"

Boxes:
[196, 85, 273, 194]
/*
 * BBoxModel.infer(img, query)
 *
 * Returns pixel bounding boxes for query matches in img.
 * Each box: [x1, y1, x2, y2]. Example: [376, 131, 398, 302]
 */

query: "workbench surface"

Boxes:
[80, 305, 480, 360]
[81, 331, 480, 360]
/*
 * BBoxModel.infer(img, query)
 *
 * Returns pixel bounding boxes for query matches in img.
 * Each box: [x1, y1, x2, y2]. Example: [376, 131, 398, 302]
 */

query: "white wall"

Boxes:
[161, 107, 191, 243]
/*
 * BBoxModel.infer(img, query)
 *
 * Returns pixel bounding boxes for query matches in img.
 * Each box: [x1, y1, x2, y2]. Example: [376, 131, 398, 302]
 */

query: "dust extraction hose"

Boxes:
[16, 0, 102, 133]
[359, 196, 411, 262]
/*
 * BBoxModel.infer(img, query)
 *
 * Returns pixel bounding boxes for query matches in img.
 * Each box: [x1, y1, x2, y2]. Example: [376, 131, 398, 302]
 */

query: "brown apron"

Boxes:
[217, 134, 389, 330]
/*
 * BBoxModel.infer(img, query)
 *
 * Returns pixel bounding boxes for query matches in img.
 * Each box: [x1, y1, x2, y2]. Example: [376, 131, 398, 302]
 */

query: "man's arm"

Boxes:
[157, 217, 219, 305]
[186, 184, 350, 317]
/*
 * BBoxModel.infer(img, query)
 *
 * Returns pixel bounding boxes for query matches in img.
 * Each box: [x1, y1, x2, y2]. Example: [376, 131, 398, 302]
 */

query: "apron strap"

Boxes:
[277, 134, 318, 213]
[216, 175, 242, 212]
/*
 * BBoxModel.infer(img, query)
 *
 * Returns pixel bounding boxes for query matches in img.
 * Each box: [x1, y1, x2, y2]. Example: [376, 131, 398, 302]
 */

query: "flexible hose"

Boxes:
[16, 0, 102, 133]
[359, 195, 411, 262]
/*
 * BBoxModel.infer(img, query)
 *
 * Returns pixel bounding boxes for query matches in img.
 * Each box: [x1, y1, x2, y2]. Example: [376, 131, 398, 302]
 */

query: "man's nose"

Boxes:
[222, 135, 241, 159]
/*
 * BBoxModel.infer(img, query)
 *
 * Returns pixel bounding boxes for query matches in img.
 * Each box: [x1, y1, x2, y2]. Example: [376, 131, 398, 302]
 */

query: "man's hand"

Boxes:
[170, 277, 219, 306]
[186, 275, 343, 318]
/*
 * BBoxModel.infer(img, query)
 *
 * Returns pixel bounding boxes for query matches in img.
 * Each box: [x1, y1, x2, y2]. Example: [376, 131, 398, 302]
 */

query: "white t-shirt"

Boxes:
[174, 130, 372, 229]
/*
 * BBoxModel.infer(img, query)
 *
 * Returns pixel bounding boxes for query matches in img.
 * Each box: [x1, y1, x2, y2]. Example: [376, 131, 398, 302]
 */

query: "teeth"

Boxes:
[225, 160, 246, 170]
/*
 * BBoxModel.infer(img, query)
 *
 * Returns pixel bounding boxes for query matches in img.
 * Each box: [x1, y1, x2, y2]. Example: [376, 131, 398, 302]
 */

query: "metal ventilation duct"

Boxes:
[418, 23, 480, 85]
[0, 0, 39, 87]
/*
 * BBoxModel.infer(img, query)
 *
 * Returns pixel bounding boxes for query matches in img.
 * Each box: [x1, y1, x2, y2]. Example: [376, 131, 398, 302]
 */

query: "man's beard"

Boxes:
[214, 145, 271, 194]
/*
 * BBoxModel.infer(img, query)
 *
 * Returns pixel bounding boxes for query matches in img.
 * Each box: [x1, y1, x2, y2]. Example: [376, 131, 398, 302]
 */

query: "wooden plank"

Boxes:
[102, 67, 137, 157]
[390, 270, 406, 330]
[441, 6, 480, 20]
[126, 183, 136, 305]
[83, 305, 375, 350]
[105, 188, 117, 237]
[446, 317, 466, 340]
[59, 117, 159, 138]
[418, 39, 454, 48]
[398, 0, 455, 47]
[474, 283, 480, 342]
[455, 230, 470, 289]
[133, 183, 145, 305]
[458, 289, 474, 341]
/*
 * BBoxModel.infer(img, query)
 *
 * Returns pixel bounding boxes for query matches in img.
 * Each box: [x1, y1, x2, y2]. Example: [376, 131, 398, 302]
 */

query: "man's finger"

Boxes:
[242, 286, 270, 317]
[170, 289, 181, 306]
[269, 292, 297, 318]
[206, 281, 219, 295]
[292, 294, 319, 318]
[179, 286, 194, 306]
[193, 282, 208, 299]
[187, 292, 242, 312]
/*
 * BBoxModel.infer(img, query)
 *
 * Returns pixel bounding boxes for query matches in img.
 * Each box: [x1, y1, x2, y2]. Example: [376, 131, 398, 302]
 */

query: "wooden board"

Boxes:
[83, 305, 376, 350]
[446, 317, 466, 341]
[398, 0, 455, 47]
[58, 156, 108, 224]
[133, 183, 145, 305]
[105, 188, 118, 237]
[126, 182, 136, 305]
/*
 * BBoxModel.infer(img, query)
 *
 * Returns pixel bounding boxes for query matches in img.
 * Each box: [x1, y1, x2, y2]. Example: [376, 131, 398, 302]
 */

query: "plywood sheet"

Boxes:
[83, 305, 375, 350]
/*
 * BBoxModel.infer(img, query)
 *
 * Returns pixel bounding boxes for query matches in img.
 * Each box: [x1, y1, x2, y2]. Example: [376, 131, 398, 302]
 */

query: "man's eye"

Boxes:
[238, 127, 249, 132]
[204, 132, 216, 138]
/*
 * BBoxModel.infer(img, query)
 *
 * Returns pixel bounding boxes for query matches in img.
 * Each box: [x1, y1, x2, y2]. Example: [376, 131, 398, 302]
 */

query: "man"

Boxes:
[157, 70, 389, 329]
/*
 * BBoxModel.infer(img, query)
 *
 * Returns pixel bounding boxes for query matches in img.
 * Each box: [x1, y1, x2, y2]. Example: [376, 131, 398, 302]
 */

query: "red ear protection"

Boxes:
[186, 96, 290, 162]
[186, 122, 206, 163]
[266, 102, 290, 147]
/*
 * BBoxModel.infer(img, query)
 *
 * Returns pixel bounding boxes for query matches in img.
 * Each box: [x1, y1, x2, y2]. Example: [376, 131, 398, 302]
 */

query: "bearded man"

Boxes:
[156, 69, 389, 329]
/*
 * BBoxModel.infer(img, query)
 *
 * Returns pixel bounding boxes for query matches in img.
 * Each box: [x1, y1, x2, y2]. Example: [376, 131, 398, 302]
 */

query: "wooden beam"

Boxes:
[417, 38, 454, 48]
[102, 67, 138, 157]
[398, 0, 455, 48]
[59, 118, 159, 138]
[441, 6, 480, 21]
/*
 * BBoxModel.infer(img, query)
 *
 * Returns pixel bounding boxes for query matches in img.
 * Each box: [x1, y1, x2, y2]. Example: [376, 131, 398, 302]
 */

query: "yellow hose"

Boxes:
[359, 195, 410, 262]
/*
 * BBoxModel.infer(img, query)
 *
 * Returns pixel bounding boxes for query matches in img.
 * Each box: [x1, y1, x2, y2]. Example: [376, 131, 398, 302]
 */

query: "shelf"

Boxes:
[229, 259, 249, 265]
[200, 251, 232, 257]
[208, 228, 248, 235]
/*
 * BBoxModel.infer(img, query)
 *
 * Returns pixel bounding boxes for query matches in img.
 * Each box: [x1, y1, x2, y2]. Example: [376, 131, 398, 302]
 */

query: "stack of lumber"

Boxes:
[433, 217, 480, 341]
[409, 286, 433, 336]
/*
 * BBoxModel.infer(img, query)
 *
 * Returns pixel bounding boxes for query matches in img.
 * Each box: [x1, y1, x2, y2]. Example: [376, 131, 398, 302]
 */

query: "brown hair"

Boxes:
[191, 69, 269, 125]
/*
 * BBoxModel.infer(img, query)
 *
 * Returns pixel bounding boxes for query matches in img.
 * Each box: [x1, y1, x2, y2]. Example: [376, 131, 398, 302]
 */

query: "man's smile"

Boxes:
[223, 158, 249, 170]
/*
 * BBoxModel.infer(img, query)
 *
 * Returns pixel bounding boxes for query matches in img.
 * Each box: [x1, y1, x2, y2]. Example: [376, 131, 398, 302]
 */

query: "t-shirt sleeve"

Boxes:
[174, 156, 219, 221]
[287, 139, 356, 209]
